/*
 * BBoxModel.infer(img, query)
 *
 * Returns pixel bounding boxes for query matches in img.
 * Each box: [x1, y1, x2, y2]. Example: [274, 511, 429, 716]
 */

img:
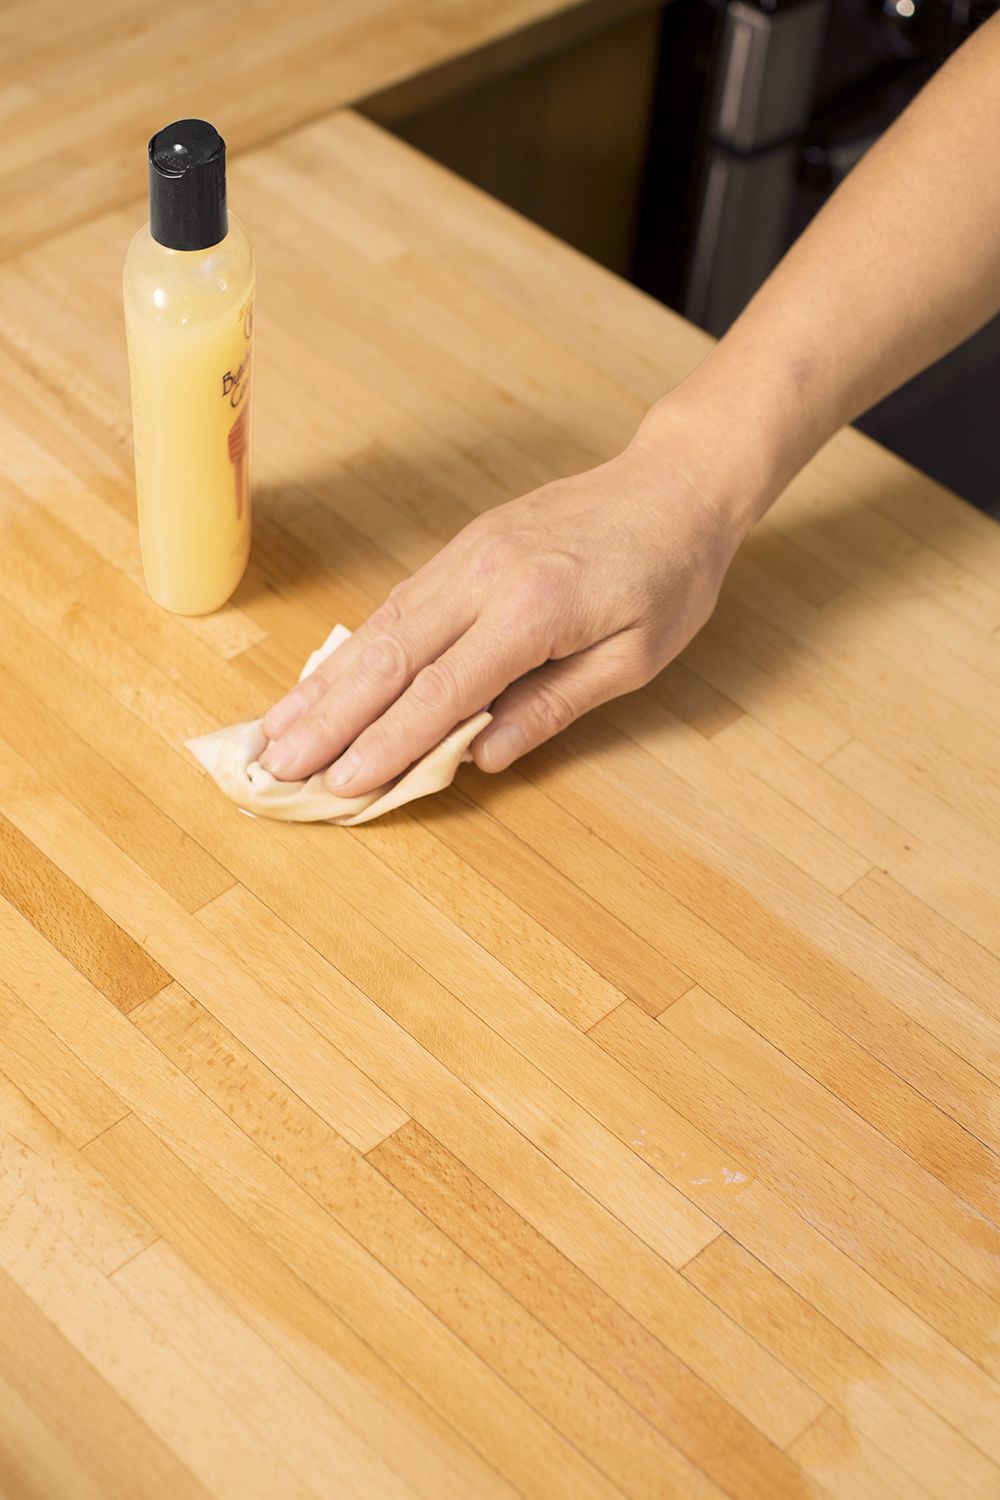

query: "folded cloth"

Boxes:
[185, 624, 491, 826]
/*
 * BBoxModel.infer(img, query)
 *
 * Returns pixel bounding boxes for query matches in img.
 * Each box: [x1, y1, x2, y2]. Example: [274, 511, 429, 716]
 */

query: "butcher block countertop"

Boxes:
[1, 107, 999, 1500]
[0, 0, 653, 259]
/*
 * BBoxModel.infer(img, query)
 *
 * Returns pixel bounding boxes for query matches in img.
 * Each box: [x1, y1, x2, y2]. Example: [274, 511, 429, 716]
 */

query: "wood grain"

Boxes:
[0, 106, 997, 1499]
[0, 810, 169, 1012]
[0, 0, 656, 259]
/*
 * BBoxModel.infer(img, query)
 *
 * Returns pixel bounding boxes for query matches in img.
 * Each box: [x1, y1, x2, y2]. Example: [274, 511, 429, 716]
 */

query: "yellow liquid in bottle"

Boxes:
[123, 213, 253, 615]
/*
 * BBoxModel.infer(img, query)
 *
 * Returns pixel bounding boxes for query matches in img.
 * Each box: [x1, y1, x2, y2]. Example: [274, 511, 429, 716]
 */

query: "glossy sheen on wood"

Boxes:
[0, 109, 998, 1500]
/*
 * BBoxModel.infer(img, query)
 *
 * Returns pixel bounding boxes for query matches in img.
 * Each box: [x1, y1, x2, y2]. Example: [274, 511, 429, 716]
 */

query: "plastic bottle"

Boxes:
[123, 119, 253, 615]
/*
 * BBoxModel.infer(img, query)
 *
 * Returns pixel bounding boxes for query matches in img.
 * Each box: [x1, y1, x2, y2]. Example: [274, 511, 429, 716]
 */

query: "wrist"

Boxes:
[631, 339, 834, 543]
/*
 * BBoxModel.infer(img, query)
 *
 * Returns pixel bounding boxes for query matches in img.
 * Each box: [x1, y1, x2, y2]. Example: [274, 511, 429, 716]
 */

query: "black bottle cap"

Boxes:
[148, 119, 228, 251]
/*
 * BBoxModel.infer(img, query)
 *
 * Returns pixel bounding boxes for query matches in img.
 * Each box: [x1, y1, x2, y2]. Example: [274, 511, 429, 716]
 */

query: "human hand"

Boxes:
[259, 404, 752, 795]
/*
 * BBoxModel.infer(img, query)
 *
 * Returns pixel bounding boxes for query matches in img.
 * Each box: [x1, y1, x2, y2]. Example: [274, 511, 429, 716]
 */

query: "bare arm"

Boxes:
[649, 14, 1000, 534]
[261, 17, 1000, 793]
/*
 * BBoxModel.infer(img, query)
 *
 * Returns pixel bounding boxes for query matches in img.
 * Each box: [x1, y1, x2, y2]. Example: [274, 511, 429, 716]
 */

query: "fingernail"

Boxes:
[326, 748, 362, 788]
[259, 741, 293, 775]
[479, 722, 527, 772]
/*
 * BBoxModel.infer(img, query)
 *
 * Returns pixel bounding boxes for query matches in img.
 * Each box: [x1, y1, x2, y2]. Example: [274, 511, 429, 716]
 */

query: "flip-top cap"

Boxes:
[149, 119, 227, 250]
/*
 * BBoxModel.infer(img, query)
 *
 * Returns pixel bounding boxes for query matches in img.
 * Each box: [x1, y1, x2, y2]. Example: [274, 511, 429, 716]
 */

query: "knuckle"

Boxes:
[262, 678, 321, 735]
[627, 637, 661, 688]
[410, 661, 456, 713]
[467, 533, 516, 583]
[286, 704, 335, 756]
[367, 596, 403, 633]
[531, 680, 575, 740]
[359, 632, 411, 683]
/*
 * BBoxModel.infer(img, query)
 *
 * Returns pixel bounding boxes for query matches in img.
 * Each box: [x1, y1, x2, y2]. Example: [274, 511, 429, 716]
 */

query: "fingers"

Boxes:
[259, 589, 473, 781]
[261, 578, 438, 743]
[319, 607, 549, 794]
[473, 636, 648, 773]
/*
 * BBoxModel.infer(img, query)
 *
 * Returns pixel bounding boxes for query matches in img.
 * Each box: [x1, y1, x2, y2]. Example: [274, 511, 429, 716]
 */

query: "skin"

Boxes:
[261, 15, 1000, 795]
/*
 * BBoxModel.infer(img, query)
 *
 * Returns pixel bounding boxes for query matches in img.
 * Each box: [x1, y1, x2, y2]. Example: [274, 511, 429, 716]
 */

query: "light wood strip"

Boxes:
[710, 711, 1000, 958]
[414, 783, 690, 1018]
[730, 531, 1000, 741]
[0, 1271, 212, 1500]
[601, 692, 872, 896]
[592, 696, 1000, 1095]
[704, 593, 1000, 835]
[0, 1366, 110, 1500]
[787, 1408, 936, 1500]
[0, 1194, 305, 1500]
[0, 766, 407, 1159]
[110, 1241, 420, 1500]
[0, 656, 235, 915]
[462, 743, 998, 1228]
[0, 981, 127, 1147]
[0, 899, 621, 1500]
[0, 1076, 154, 1276]
[825, 738, 1000, 914]
[842, 870, 1000, 1020]
[519, 720, 1000, 1171]
[341, 799, 635, 1031]
[0, 1195, 326, 1499]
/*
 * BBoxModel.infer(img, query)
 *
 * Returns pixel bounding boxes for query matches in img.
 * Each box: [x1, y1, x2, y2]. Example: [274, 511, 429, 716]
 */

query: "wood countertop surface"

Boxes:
[0, 0, 652, 260]
[0, 107, 999, 1500]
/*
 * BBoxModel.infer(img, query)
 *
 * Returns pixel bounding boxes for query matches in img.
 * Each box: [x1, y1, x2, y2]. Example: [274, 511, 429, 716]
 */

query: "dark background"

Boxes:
[365, 0, 999, 516]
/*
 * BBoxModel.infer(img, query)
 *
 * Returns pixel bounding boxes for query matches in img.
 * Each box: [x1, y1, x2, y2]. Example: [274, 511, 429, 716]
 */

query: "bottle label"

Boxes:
[224, 297, 253, 523]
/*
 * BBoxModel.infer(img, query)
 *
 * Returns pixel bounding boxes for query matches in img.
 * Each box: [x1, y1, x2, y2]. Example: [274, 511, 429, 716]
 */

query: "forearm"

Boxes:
[641, 14, 1000, 535]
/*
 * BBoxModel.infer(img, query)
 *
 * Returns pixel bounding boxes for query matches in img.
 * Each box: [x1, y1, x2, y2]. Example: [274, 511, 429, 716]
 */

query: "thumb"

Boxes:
[473, 640, 642, 773]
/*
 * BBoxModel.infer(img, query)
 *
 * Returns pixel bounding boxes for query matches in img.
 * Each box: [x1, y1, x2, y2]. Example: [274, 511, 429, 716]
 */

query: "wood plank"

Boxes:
[842, 869, 1000, 1016]
[0, 980, 127, 1147]
[0, 809, 168, 1014]
[0, 1076, 154, 1276]
[788, 1408, 936, 1500]
[0, 1367, 110, 1500]
[0, 759, 718, 1269]
[518, 719, 1000, 1169]
[0, 899, 617, 1500]
[0, 655, 235, 915]
[0, 1272, 212, 1500]
[422, 782, 692, 1018]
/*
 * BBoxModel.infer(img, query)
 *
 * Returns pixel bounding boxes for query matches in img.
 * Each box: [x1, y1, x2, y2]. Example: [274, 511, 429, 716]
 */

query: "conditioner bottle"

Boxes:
[124, 119, 253, 615]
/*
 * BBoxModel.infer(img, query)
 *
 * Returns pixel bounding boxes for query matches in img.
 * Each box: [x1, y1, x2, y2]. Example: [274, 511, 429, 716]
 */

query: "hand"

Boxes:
[259, 406, 749, 795]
